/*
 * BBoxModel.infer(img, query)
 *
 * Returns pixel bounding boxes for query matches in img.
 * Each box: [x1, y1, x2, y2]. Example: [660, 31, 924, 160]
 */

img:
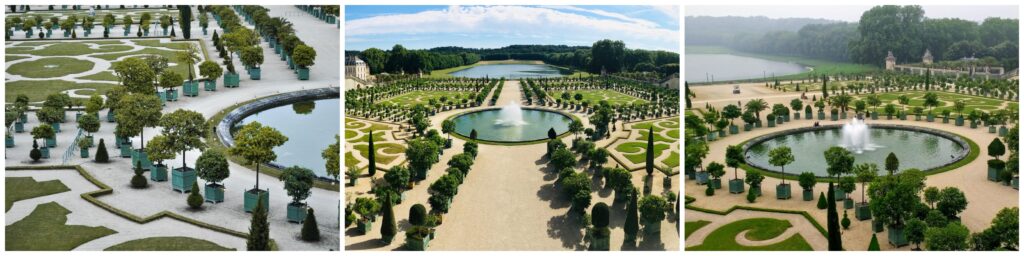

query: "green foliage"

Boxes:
[187, 182, 203, 209]
[405, 138, 440, 177]
[869, 169, 926, 229]
[768, 146, 795, 178]
[906, 218, 927, 249]
[936, 187, 967, 220]
[116, 94, 163, 142]
[885, 152, 900, 175]
[988, 138, 1006, 158]
[130, 161, 148, 188]
[144, 135, 176, 165]
[198, 60, 223, 80]
[745, 170, 765, 187]
[280, 166, 315, 204]
[925, 222, 970, 251]
[353, 197, 380, 220]
[746, 189, 757, 203]
[112, 57, 157, 94]
[409, 204, 427, 226]
[798, 172, 817, 190]
[301, 208, 320, 241]
[196, 149, 230, 185]
[291, 44, 316, 68]
[159, 109, 207, 167]
[323, 135, 340, 179]
[230, 121, 288, 167]
[592, 203, 610, 228]
[381, 195, 396, 240]
[868, 234, 880, 251]
[638, 195, 668, 224]
[246, 200, 270, 251]
[824, 146, 854, 177]
[624, 192, 639, 241]
[550, 147, 578, 171]
[30, 124, 55, 140]
[240, 46, 264, 68]
[158, 71, 184, 90]
[707, 161, 725, 180]
[95, 139, 109, 163]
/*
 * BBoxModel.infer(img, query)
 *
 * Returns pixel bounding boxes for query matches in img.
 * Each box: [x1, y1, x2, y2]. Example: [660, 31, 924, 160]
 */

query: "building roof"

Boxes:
[345, 56, 366, 66]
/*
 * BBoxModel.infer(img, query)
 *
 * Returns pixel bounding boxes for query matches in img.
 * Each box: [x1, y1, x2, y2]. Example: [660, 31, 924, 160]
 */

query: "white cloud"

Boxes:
[652, 5, 680, 20]
[346, 5, 679, 51]
[540, 5, 660, 28]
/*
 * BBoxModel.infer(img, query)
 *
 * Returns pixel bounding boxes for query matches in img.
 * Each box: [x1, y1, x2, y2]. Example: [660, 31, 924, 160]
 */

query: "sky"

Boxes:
[345, 5, 680, 52]
[686, 5, 1019, 22]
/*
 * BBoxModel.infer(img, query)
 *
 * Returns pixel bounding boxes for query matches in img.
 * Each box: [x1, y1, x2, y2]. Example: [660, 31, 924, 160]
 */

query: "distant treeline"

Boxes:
[687, 5, 1019, 69]
[346, 40, 679, 77]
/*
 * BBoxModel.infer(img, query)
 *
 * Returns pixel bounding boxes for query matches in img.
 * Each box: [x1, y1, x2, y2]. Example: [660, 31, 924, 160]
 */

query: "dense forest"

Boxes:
[687, 5, 1019, 69]
[346, 40, 680, 77]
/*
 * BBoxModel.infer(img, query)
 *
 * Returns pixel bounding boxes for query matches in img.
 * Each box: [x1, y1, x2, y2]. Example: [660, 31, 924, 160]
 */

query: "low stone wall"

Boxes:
[742, 123, 971, 176]
[216, 87, 340, 148]
[446, 106, 577, 145]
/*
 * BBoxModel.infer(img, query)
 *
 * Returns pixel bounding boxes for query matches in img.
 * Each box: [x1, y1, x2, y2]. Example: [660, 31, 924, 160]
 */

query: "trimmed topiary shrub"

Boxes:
[301, 208, 320, 241]
[187, 182, 203, 209]
[30, 140, 42, 162]
[592, 202, 609, 228]
[95, 138, 109, 163]
[817, 192, 827, 209]
[130, 161, 148, 188]
[747, 189, 757, 203]
[409, 204, 427, 226]
[841, 210, 851, 229]
[868, 233, 880, 251]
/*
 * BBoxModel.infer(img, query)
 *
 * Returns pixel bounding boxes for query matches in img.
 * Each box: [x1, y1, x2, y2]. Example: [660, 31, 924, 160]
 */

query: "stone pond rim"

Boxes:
[740, 123, 973, 178]
[446, 107, 578, 145]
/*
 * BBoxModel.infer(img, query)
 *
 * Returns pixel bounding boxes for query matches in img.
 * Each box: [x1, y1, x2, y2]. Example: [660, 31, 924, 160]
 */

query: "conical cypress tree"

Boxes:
[95, 138, 109, 163]
[645, 126, 655, 176]
[868, 233, 881, 251]
[624, 190, 640, 244]
[827, 182, 843, 250]
[368, 129, 376, 177]
[187, 182, 203, 209]
[817, 192, 827, 209]
[301, 208, 320, 241]
[380, 195, 396, 244]
[247, 200, 271, 250]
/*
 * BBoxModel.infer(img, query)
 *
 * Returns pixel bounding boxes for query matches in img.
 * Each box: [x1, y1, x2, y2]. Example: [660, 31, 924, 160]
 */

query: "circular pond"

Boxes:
[745, 125, 968, 177]
[231, 98, 339, 178]
[452, 108, 573, 143]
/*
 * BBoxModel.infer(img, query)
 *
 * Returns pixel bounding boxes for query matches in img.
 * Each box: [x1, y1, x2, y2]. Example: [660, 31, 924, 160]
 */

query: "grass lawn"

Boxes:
[662, 151, 680, 168]
[380, 90, 474, 108]
[132, 39, 194, 50]
[6, 55, 30, 61]
[352, 143, 405, 165]
[95, 47, 197, 77]
[6, 43, 132, 56]
[687, 46, 877, 83]
[618, 142, 670, 164]
[686, 218, 812, 251]
[344, 130, 359, 140]
[6, 57, 95, 78]
[5, 177, 71, 211]
[348, 131, 386, 143]
[5, 202, 117, 250]
[345, 151, 360, 169]
[552, 90, 647, 106]
[685, 220, 711, 238]
[104, 236, 234, 251]
[79, 71, 120, 82]
[852, 90, 1013, 114]
[5, 80, 118, 103]
[638, 130, 675, 144]
[427, 60, 593, 78]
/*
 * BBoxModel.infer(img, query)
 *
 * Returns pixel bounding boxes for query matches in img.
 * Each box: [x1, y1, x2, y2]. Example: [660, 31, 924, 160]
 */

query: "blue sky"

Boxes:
[345, 5, 679, 52]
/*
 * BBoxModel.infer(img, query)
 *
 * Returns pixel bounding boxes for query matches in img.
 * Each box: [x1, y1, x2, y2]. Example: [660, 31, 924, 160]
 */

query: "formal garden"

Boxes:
[684, 70, 1019, 251]
[344, 74, 680, 251]
[5, 4, 340, 251]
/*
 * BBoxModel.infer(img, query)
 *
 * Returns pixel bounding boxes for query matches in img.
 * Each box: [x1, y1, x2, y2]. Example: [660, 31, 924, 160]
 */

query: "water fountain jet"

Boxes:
[495, 101, 527, 126]
[840, 117, 878, 154]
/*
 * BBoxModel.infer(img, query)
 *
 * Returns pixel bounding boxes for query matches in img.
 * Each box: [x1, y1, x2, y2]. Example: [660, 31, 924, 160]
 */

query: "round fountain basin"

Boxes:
[744, 124, 969, 177]
[452, 108, 573, 143]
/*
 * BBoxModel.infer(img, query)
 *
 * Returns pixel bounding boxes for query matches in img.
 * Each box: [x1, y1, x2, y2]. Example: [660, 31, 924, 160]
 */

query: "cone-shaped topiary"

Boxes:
[380, 196, 396, 243]
[187, 182, 203, 209]
[301, 207, 320, 241]
[247, 200, 270, 250]
[409, 204, 427, 226]
[817, 191, 827, 209]
[623, 191, 639, 243]
[130, 161, 148, 188]
[646, 126, 655, 176]
[367, 129, 376, 177]
[548, 127, 557, 140]
[592, 202, 609, 228]
[747, 189, 757, 203]
[868, 233, 881, 251]
[95, 138, 109, 163]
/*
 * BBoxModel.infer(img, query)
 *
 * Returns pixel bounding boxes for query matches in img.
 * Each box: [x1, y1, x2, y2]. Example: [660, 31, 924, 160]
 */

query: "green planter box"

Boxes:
[970, 122, 978, 129]
[107, 110, 116, 122]
[172, 167, 197, 192]
[1012, 177, 1018, 190]
[729, 125, 739, 134]
[5, 137, 13, 148]
[119, 142, 132, 157]
[955, 116, 964, 126]
[830, 113, 838, 121]
[927, 114, 935, 122]
[166, 89, 178, 101]
[871, 112, 878, 120]
[802, 189, 814, 201]
[590, 235, 609, 251]
[873, 219, 884, 232]
[943, 116, 949, 123]
[157, 91, 167, 105]
[40, 147, 50, 158]
[183, 81, 200, 97]
[685, 169, 695, 180]
[729, 179, 745, 194]
[767, 121, 775, 128]
[76, 112, 83, 121]
[224, 73, 240, 88]
[793, 113, 800, 120]
[776, 117, 783, 124]
[999, 126, 1008, 136]
[287, 203, 308, 223]
[844, 198, 854, 209]
[50, 122, 60, 133]
[205, 184, 225, 203]
[46, 137, 56, 148]
[805, 112, 812, 119]
[15, 122, 24, 132]
[988, 167, 1001, 181]
[297, 68, 310, 80]
[151, 164, 168, 181]
[706, 133, 717, 140]
[988, 126, 996, 133]
[249, 68, 261, 80]
[80, 148, 89, 158]
[743, 124, 752, 131]
[855, 203, 872, 220]
[888, 226, 908, 247]
[204, 80, 217, 91]
[718, 130, 726, 138]
[834, 188, 846, 201]
[643, 220, 662, 235]
[776, 183, 791, 199]
[710, 179, 721, 189]
[86, 135, 95, 148]
[695, 172, 709, 185]
[132, 149, 153, 171]
[840, 112, 847, 119]
[244, 189, 270, 213]
[783, 115, 790, 122]
[405, 236, 429, 250]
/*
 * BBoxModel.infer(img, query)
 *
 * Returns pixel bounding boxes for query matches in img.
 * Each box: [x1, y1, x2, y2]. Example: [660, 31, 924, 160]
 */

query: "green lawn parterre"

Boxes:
[6, 57, 95, 78]
[379, 90, 475, 108]
[4, 80, 118, 103]
[685, 220, 711, 238]
[611, 119, 680, 169]
[552, 89, 648, 106]
[5, 202, 117, 250]
[104, 236, 234, 251]
[5, 177, 71, 211]
[685, 218, 813, 251]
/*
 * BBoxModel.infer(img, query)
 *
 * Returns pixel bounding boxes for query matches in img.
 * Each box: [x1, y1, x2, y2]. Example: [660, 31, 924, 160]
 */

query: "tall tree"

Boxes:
[159, 109, 207, 169]
[851, 5, 926, 66]
[645, 126, 655, 176]
[246, 201, 270, 250]
[230, 122, 288, 192]
[177, 5, 191, 39]
[589, 39, 626, 73]
[827, 182, 843, 250]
